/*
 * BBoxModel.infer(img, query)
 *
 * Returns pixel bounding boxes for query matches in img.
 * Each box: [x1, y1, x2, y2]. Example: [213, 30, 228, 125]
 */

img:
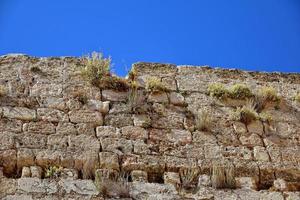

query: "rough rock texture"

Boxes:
[0, 54, 300, 199]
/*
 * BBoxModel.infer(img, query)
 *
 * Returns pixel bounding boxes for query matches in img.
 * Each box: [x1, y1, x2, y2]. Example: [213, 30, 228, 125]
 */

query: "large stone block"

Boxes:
[100, 137, 133, 155]
[15, 133, 47, 149]
[121, 126, 148, 141]
[167, 129, 192, 145]
[58, 179, 99, 195]
[3, 107, 36, 121]
[37, 108, 68, 122]
[0, 118, 23, 133]
[23, 121, 56, 134]
[17, 178, 58, 194]
[0, 132, 15, 150]
[99, 152, 119, 170]
[30, 83, 63, 97]
[69, 110, 103, 125]
[96, 125, 120, 138]
[102, 90, 128, 102]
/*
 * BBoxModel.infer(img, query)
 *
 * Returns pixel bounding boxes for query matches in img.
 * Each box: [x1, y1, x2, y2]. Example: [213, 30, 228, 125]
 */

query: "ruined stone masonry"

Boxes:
[0, 54, 300, 199]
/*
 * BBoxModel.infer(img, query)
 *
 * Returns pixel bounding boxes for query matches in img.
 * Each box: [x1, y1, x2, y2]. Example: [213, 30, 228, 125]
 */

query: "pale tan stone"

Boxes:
[30, 166, 42, 178]
[21, 167, 31, 177]
[235, 177, 257, 190]
[37, 108, 68, 122]
[253, 146, 270, 162]
[69, 110, 102, 125]
[131, 170, 148, 182]
[148, 92, 169, 103]
[164, 172, 180, 186]
[121, 125, 148, 140]
[169, 92, 185, 106]
[3, 107, 36, 121]
[96, 126, 120, 138]
[99, 152, 119, 170]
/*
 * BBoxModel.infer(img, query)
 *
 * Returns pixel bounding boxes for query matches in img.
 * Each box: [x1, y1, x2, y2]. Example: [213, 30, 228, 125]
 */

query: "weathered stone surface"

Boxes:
[198, 174, 211, 187]
[21, 167, 31, 178]
[3, 107, 36, 121]
[121, 126, 148, 141]
[102, 90, 128, 102]
[69, 110, 103, 125]
[0, 119, 23, 133]
[30, 83, 62, 97]
[96, 125, 120, 138]
[37, 108, 68, 122]
[148, 92, 169, 103]
[23, 121, 56, 134]
[17, 148, 35, 169]
[99, 152, 119, 170]
[58, 179, 99, 195]
[253, 146, 270, 162]
[0, 132, 15, 150]
[30, 166, 42, 178]
[86, 99, 110, 113]
[15, 133, 47, 149]
[18, 178, 58, 194]
[100, 138, 133, 155]
[235, 177, 257, 190]
[0, 178, 16, 197]
[131, 170, 148, 182]
[169, 92, 185, 106]
[239, 133, 263, 147]
[105, 113, 133, 127]
[167, 129, 192, 145]
[133, 114, 151, 128]
[193, 131, 217, 144]
[164, 172, 180, 186]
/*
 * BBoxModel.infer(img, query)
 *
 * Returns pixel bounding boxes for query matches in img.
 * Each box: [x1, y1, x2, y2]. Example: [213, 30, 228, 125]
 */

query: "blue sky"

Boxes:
[1, 0, 300, 76]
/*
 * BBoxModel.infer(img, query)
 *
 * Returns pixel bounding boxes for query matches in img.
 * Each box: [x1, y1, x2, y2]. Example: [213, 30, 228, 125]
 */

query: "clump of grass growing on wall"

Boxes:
[195, 110, 212, 131]
[179, 167, 200, 190]
[207, 83, 228, 100]
[80, 52, 129, 91]
[254, 86, 281, 111]
[45, 166, 63, 178]
[146, 77, 169, 93]
[228, 84, 253, 99]
[128, 80, 139, 111]
[231, 100, 258, 125]
[95, 171, 130, 198]
[259, 112, 273, 123]
[211, 162, 236, 189]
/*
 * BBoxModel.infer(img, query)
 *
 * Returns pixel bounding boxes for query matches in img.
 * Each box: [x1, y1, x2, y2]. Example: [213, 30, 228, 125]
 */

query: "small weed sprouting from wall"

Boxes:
[45, 166, 63, 179]
[146, 77, 169, 93]
[95, 170, 130, 198]
[195, 110, 212, 132]
[128, 80, 139, 112]
[211, 162, 236, 189]
[80, 52, 129, 91]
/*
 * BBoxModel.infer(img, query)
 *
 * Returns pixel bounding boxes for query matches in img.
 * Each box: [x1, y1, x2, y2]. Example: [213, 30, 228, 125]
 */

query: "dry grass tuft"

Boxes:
[146, 77, 169, 93]
[179, 167, 200, 190]
[259, 112, 273, 123]
[95, 170, 130, 198]
[128, 81, 139, 112]
[195, 110, 212, 131]
[80, 52, 129, 91]
[211, 162, 235, 189]
[232, 100, 258, 125]
[229, 84, 253, 99]
[207, 83, 228, 100]
[255, 86, 281, 111]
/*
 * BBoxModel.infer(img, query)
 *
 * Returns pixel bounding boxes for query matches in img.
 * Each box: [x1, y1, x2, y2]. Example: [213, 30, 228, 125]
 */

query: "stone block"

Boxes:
[99, 152, 119, 170]
[100, 137, 132, 155]
[235, 177, 257, 190]
[96, 126, 120, 138]
[0, 118, 23, 133]
[17, 178, 58, 194]
[247, 121, 264, 135]
[3, 107, 36, 121]
[58, 179, 99, 195]
[121, 126, 148, 140]
[15, 133, 47, 149]
[239, 133, 263, 147]
[133, 114, 151, 128]
[86, 99, 110, 114]
[37, 108, 68, 122]
[17, 148, 35, 169]
[131, 170, 148, 182]
[23, 121, 56, 134]
[167, 129, 192, 145]
[102, 90, 128, 102]
[148, 92, 169, 103]
[68, 110, 103, 125]
[164, 172, 180, 186]
[169, 92, 185, 106]
[30, 166, 43, 178]
[21, 167, 31, 177]
[104, 113, 133, 127]
[30, 83, 62, 97]
[253, 146, 270, 162]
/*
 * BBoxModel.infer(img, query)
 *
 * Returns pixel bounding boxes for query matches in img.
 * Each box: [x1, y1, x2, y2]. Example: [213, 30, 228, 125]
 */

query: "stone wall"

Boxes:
[0, 54, 299, 199]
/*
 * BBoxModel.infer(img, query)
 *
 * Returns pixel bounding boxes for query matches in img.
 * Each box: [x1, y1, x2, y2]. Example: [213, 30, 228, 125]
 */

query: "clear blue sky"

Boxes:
[1, 0, 300, 76]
